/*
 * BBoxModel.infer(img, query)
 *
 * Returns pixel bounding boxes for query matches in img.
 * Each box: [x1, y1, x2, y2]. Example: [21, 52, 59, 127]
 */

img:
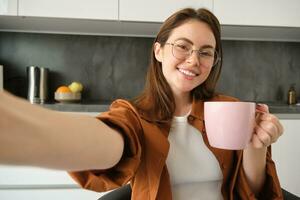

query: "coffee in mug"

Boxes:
[204, 102, 256, 150]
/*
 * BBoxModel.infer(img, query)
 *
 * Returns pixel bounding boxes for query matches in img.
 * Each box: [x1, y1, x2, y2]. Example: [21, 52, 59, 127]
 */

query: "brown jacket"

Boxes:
[69, 94, 283, 199]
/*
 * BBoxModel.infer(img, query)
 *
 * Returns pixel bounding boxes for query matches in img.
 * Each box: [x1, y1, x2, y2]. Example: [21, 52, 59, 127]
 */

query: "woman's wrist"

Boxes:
[242, 146, 267, 194]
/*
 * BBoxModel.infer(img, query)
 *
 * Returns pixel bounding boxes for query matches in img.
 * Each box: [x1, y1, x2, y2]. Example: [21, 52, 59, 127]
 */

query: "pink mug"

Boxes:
[204, 102, 256, 150]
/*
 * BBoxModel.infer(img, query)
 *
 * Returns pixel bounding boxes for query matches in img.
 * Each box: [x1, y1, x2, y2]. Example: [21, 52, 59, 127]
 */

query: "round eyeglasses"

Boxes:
[165, 40, 220, 68]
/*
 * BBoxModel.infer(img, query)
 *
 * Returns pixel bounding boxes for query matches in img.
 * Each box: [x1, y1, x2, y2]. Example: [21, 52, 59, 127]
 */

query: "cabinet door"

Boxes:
[0, 0, 17, 15]
[272, 119, 300, 196]
[0, 188, 104, 200]
[214, 0, 300, 27]
[18, 0, 118, 20]
[120, 0, 213, 22]
[0, 166, 107, 200]
[0, 165, 75, 186]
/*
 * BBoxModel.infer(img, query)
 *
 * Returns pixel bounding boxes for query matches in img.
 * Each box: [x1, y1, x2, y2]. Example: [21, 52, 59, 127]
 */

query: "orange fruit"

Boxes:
[56, 86, 72, 93]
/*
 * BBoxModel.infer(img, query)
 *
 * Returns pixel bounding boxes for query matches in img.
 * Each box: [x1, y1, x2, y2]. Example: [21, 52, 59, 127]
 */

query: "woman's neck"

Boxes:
[173, 92, 192, 116]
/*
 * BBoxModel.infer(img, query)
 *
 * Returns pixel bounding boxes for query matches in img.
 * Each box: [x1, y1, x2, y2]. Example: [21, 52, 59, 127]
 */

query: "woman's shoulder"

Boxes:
[98, 99, 143, 130]
[109, 98, 167, 123]
[108, 99, 139, 115]
[110, 99, 134, 108]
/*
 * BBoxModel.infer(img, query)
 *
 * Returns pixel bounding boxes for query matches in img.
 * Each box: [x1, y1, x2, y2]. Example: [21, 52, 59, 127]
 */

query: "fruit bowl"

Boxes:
[54, 92, 81, 103]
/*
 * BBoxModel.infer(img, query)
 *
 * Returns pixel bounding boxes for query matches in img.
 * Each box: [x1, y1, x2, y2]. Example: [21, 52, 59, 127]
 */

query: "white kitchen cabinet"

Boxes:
[119, 0, 212, 22]
[272, 119, 300, 196]
[0, 165, 106, 200]
[214, 0, 300, 27]
[18, 0, 118, 20]
[0, 0, 17, 16]
[0, 188, 103, 200]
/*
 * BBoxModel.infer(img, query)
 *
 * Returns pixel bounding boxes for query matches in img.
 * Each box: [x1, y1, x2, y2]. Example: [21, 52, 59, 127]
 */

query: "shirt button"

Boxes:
[221, 163, 226, 169]
[188, 115, 195, 121]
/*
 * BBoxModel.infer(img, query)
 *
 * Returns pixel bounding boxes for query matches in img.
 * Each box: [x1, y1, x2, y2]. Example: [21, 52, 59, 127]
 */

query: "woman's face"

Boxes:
[154, 20, 216, 97]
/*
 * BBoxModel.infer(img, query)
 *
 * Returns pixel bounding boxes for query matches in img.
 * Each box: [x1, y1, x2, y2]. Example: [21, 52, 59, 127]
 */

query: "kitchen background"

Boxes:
[1, 1, 300, 199]
[0, 31, 299, 104]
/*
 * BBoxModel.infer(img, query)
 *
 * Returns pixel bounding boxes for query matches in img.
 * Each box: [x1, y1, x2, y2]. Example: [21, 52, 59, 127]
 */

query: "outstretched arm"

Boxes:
[0, 90, 124, 171]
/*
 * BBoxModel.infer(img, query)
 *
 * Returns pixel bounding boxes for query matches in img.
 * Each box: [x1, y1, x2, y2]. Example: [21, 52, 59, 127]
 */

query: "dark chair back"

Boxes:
[98, 184, 131, 200]
[282, 188, 300, 200]
[98, 185, 300, 200]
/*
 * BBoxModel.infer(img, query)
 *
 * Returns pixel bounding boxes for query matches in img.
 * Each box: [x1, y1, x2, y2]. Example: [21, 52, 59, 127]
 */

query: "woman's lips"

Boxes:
[177, 68, 199, 80]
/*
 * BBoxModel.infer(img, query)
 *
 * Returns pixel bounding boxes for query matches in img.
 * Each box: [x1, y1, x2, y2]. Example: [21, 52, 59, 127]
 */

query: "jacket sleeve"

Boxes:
[234, 146, 283, 199]
[68, 99, 143, 192]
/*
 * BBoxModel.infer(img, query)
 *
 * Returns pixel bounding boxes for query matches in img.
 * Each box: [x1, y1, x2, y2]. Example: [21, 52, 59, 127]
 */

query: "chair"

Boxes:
[98, 184, 131, 200]
[98, 185, 299, 200]
[282, 188, 300, 200]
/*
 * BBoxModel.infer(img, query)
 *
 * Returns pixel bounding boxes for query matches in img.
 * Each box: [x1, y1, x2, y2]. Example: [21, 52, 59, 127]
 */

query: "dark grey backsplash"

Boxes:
[0, 32, 299, 103]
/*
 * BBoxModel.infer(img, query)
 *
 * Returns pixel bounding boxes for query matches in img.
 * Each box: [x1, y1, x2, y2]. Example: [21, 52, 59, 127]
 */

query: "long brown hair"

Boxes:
[131, 8, 222, 122]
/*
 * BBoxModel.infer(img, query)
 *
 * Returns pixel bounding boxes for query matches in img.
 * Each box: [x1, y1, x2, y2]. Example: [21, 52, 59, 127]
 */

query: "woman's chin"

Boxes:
[176, 85, 196, 94]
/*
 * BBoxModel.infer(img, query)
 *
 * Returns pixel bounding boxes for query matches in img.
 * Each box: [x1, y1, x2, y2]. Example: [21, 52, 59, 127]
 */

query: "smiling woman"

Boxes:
[0, 7, 285, 200]
[67, 8, 284, 200]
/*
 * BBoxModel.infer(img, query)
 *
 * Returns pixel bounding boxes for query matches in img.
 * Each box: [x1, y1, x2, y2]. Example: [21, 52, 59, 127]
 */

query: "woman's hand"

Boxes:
[242, 104, 284, 194]
[250, 104, 284, 148]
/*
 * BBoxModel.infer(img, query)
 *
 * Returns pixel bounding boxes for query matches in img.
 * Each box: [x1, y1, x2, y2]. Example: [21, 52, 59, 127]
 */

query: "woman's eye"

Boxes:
[199, 51, 214, 57]
[176, 44, 189, 51]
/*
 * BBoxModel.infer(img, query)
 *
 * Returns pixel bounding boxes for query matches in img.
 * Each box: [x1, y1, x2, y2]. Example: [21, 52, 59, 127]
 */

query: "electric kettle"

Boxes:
[27, 66, 49, 104]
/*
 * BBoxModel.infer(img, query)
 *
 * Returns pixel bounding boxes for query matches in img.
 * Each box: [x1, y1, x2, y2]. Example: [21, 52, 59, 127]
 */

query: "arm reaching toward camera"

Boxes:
[0, 90, 124, 171]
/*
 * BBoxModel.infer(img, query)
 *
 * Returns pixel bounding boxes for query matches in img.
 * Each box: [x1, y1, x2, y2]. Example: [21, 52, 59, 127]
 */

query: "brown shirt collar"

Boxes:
[138, 94, 236, 123]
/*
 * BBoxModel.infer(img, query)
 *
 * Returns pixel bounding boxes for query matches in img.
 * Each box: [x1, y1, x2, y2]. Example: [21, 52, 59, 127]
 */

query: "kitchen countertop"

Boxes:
[40, 101, 110, 113]
[263, 103, 300, 114]
[38, 101, 300, 119]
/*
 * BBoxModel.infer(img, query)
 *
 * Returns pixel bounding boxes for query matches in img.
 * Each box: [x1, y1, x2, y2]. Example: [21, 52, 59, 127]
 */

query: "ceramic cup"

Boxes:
[204, 102, 256, 150]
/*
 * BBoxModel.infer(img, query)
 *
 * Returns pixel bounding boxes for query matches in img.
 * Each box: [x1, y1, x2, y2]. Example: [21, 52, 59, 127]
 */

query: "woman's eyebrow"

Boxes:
[174, 37, 215, 49]
[175, 37, 193, 44]
[200, 44, 215, 49]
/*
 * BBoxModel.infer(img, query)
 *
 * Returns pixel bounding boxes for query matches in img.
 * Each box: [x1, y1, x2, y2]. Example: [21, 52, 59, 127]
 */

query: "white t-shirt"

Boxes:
[166, 112, 223, 200]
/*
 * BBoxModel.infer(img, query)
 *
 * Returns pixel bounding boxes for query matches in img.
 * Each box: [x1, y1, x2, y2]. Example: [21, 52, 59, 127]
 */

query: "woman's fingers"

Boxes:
[249, 103, 284, 149]
[251, 133, 265, 148]
[260, 113, 284, 136]
[252, 111, 284, 149]
[256, 103, 269, 113]
[255, 123, 276, 144]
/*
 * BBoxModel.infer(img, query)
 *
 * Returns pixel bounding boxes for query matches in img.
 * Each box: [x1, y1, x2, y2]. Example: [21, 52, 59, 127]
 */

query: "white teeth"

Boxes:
[178, 68, 197, 77]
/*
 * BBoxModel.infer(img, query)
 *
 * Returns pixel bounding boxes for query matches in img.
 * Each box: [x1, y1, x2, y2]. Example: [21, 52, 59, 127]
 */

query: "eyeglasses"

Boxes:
[165, 40, 220, 68]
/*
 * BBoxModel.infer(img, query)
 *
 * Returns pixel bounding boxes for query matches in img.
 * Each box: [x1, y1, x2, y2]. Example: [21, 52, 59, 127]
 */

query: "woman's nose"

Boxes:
[186, 51, 200, 66]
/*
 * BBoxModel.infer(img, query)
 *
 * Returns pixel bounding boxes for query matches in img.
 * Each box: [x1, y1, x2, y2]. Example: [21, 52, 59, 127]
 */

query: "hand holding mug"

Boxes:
[250, 104, 284, 149]
[204, 102, 284, 150]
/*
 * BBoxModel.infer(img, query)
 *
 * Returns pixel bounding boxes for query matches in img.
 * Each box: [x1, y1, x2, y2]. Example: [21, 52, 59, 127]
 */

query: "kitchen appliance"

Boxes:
[27, 66, 49, 104]
[0, 65, 3, 91]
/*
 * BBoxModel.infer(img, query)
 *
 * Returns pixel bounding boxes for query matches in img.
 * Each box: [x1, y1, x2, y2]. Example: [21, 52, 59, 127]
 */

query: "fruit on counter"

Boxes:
[56, 86, 72, 93]
[68, 81, 83, 93]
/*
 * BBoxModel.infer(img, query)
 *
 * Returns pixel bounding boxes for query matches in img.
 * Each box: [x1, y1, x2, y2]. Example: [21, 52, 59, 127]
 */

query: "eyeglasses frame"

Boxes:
[164, 42, 221, 68]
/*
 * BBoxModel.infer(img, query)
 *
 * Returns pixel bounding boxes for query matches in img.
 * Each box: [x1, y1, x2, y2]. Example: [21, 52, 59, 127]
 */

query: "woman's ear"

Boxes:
[154, 42, 163, 62]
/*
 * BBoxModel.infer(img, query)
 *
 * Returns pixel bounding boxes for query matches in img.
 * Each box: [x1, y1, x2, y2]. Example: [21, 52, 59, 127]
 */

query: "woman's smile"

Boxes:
[177, 67, 199, 80]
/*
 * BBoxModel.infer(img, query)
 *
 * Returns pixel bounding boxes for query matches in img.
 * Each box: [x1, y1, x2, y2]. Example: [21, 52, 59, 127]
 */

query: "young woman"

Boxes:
[0, 8, 283, 200]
